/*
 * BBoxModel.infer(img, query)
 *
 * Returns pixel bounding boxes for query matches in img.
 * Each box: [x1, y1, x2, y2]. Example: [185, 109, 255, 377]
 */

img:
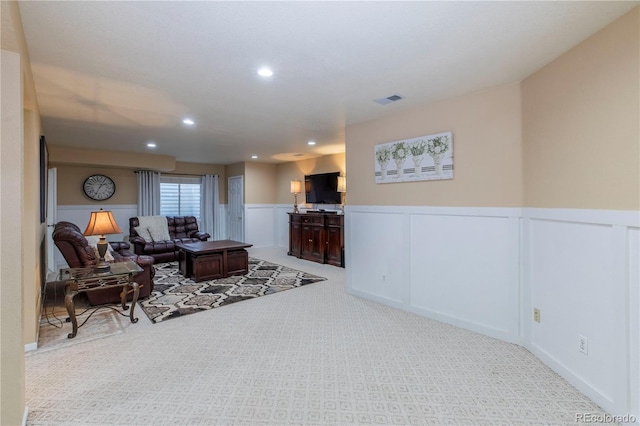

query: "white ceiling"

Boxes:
[18, 1, 637, 165]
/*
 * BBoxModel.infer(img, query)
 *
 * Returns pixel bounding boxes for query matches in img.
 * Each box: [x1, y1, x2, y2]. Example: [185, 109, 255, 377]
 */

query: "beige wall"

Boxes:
[49, 145, 176, 171]
[52, 159, 227, 206]
[245, 162, 277, 204]
[23, 109, 41, 348]
[53, 164, 138, 205]
[275, 153, 346, 204]
[1, 48, 26, 426]
[1, 1, 42, 423]
[347, 83, 523, 207]
[522, 8, 640, 210]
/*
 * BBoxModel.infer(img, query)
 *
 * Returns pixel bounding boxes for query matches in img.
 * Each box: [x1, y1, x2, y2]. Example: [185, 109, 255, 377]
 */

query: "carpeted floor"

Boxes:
[139, 258, 327, 323]
[28, 247, 608, 425]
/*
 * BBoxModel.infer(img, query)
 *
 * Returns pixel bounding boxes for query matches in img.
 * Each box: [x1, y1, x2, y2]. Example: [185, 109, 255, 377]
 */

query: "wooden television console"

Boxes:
[288, 212, 344, 267]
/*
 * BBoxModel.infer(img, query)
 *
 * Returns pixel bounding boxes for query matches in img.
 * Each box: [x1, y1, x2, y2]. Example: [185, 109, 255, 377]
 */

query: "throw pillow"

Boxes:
[85, 235, 115, 261]
[147, 225, 170, 241]
[134, 225, 153, 242]
[137, 215, 170, 241]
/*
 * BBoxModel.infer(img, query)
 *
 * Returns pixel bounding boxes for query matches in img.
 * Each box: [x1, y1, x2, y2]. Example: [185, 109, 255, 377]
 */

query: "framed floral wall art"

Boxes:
[374, 131, 453, 184]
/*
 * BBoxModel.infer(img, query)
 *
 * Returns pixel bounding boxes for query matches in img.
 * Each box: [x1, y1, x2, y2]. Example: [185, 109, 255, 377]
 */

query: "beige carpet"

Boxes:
[27, 247, 607, 425]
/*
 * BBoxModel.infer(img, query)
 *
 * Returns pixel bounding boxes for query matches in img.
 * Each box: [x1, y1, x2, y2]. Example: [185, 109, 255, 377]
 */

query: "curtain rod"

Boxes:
[134, 170, 218, 177]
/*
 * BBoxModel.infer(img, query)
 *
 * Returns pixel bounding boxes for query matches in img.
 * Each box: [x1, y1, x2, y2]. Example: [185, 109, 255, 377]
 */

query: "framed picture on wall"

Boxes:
[39, 135, 48, 223]
[374, 131, 453, 184]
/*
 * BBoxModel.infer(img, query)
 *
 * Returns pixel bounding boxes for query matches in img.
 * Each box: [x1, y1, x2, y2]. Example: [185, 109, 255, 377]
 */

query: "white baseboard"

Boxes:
[24, 342, 37, 352]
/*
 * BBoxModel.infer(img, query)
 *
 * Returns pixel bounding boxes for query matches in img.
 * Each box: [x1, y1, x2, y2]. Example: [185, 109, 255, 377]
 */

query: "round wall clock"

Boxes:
[83, 174, 116, 201]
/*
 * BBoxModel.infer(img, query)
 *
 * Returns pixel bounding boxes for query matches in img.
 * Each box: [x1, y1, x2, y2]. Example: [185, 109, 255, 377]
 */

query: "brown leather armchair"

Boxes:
[53, 221, 155, 305]
[129, 216, 210, 263]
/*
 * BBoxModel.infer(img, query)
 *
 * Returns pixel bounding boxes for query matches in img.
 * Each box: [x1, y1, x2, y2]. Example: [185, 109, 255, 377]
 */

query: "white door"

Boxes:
[228, 175, 244, 242]
[46, 167, 57, 273]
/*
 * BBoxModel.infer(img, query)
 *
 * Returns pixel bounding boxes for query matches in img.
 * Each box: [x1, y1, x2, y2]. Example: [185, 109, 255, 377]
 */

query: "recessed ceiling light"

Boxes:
[146, 142, 157, 148]
[251, 155, 258, 159]
[257, 67, 273, 77]
[307, 140, 316, 146]
[182, 118, 195, 125]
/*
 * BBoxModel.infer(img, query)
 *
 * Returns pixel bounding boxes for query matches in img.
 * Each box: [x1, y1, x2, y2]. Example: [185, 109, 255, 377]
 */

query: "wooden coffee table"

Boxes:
[177, 240, 253, 282]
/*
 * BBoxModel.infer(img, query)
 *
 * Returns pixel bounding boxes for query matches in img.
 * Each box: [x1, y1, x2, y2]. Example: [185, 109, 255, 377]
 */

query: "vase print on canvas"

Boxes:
[412, 155, 424, 177]
[374, 131, 453, 184]
[426, 135, 450, 175]
[431, 152, 444, 174]
[391, 142, 408, 179]
[375, 146, 392, 181]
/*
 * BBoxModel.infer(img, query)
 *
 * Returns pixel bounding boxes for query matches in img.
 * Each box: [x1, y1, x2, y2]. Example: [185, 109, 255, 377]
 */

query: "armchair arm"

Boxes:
[109, 241, 130, 252]
[190, 231, 210, 241]
[129, 236, 147, 246]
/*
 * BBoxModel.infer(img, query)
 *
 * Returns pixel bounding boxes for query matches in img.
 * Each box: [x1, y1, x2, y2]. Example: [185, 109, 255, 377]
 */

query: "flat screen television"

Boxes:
[305, 172, 341, 204]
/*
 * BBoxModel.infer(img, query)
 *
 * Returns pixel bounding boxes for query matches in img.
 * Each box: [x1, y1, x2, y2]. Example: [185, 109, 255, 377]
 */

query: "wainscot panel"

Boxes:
[523, 208, 638, 417]
[245, 205, 277, 248]
[629, 227, 639, 418]
[346, 205, 639, 418]
[347, 210, 405, 305]
[346, 206, 520, 342]
[409, 213, 519, 341]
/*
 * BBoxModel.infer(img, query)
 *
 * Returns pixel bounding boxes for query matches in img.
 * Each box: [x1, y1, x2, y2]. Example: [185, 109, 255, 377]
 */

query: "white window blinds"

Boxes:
[160, 176, 201, 220]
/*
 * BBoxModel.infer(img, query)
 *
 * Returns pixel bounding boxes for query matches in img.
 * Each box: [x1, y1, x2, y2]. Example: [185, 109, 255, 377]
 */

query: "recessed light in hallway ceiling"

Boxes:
[257, 67, 274, 77]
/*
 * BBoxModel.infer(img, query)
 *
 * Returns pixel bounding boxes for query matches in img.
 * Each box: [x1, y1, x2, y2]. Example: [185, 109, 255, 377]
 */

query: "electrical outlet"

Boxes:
[579, 335, 588, 355]
[533, 308, 540, 323]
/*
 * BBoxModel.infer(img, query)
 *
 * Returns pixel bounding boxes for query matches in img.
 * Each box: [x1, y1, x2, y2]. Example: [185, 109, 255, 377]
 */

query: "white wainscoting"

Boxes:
[629, 227, 640, 418]
[345, 206, 521, 343]
[244, 204, 299, 249]
[523, 208, 639, 418]
[345, 205, 639, 418]
[245, 205, 275, 248]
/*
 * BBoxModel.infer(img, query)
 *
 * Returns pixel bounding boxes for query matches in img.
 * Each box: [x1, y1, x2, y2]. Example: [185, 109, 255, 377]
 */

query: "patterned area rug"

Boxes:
[139, 258, 327, 323]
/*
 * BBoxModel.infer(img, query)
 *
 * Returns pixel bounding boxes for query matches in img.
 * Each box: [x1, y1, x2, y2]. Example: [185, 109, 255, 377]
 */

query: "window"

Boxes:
[160, 176, 201, 220]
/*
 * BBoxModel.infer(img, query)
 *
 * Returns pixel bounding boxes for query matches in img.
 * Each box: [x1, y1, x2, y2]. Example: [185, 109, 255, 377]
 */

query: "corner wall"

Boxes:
[1, 49, 26, 426]
[345, 83, 524, 345]
[344, 6, 639, 418]
[521, 8, 639, 416]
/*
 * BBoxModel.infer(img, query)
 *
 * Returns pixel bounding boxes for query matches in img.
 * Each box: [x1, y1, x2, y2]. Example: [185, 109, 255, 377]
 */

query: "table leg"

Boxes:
[64, 287, 79, 339]
[129, 282, 139, 323]
[119, 281, 132, 311]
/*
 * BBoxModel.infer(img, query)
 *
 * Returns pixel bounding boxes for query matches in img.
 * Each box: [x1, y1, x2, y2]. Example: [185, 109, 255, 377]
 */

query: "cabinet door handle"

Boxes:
[309, 239, 313, 242]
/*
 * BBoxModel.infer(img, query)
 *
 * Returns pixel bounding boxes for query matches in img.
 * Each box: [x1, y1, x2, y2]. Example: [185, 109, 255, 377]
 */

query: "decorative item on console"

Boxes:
[337, 176, 346, 215]
[290, 179, 302, 213]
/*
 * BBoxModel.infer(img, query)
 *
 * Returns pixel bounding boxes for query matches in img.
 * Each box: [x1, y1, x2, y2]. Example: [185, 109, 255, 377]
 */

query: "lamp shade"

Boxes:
[337, 176, 346, 193]
[290, 179, 302, 194]
[83, 209, 122, 236]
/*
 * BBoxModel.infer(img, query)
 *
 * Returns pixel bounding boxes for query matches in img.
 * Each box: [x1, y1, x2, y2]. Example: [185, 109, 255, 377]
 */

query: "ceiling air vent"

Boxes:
[374, 94, 404, 105]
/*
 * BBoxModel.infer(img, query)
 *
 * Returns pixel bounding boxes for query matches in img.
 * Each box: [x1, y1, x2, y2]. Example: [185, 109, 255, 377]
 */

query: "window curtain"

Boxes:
[136, 170, 161, 216]
[200, 174, 220, 239]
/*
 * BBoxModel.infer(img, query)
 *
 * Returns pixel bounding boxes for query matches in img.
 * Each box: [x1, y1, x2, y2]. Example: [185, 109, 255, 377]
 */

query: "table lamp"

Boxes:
[83, 208, 122, 273]
[290, 179, 302, 213]
[337, 176, 346, 214]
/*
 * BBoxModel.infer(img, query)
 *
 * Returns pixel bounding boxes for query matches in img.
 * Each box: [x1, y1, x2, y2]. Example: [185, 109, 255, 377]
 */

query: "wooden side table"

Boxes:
[59, 261, 142, 338]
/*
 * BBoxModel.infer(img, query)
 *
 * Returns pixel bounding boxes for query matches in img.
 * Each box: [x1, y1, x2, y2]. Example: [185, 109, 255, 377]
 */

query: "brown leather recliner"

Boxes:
[129, 216, 210, 263]
[52, 221, 155, 305]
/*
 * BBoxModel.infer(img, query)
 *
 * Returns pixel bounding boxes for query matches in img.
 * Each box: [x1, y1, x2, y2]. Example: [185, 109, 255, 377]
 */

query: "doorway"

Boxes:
[228, 175, 244, 242]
